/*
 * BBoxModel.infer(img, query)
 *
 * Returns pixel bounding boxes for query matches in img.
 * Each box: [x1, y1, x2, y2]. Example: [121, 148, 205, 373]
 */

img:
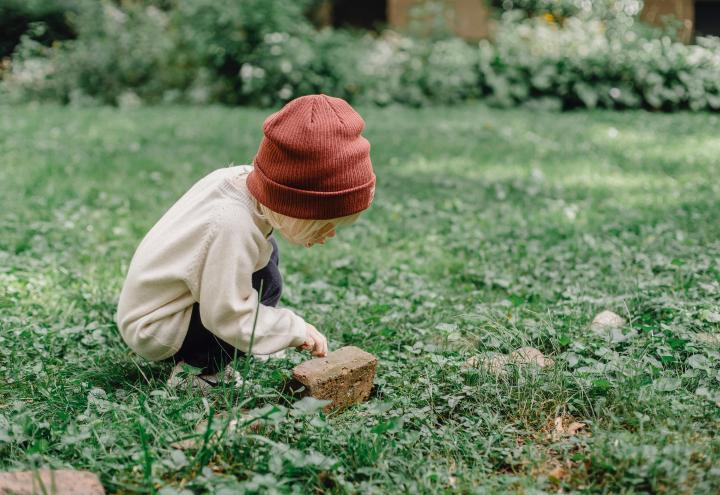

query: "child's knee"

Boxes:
[119, 309, 191, 361]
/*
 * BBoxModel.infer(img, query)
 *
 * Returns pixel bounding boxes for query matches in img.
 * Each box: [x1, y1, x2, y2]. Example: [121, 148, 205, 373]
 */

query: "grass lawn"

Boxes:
[1, 103, 719, 494]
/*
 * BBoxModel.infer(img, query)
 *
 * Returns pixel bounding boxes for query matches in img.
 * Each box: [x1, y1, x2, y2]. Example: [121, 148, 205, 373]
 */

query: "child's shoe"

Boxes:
[167, 362, 244, 392]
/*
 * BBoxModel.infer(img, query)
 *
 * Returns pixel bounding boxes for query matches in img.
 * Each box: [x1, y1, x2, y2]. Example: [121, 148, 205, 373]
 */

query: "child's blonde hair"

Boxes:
[256, 202, 361, 246]
[236, 169, 373, 246]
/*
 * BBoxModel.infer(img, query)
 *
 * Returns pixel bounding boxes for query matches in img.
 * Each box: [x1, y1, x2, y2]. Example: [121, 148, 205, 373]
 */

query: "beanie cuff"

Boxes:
[247, 161, 376, 220]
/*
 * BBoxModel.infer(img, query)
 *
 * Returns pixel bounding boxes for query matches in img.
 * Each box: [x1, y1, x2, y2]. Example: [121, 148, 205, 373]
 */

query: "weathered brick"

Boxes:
[0, 470, 104, 495]
[291, 346, 378, 412]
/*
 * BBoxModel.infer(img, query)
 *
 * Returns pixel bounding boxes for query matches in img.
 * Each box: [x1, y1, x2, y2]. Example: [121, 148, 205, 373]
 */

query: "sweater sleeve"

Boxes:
[193, 207, 307, 355]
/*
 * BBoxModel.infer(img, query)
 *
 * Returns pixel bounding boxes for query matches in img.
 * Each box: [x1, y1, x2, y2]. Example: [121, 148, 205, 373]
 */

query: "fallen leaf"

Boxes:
[548, 465, 567, 480]
[170, 438, 198, 450]
[549, 415, 587, 439]
[566, 422, 586, 435]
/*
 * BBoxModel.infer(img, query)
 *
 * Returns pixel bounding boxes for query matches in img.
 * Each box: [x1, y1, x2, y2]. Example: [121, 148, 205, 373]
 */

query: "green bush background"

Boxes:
[1, 0, 719, 110]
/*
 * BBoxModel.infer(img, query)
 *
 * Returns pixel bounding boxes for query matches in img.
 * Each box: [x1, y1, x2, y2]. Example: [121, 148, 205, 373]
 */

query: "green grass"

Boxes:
[1, 103, 720, 494]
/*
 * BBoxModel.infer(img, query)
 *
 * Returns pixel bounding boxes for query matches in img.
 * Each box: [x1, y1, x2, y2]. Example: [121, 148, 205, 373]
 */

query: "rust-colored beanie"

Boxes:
[247, 94, 376, 220]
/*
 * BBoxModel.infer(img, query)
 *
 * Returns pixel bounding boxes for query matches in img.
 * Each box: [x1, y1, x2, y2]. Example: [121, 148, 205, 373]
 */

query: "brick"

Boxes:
[0, 470, 104, 495]
[291, 346, 378, 412]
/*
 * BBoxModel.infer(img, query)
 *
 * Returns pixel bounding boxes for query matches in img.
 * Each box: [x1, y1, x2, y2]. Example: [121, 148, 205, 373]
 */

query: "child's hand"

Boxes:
[297, 323, 328, 357]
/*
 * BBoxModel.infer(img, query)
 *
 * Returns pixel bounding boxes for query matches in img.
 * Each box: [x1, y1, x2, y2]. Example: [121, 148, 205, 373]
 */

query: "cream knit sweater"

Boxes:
[116, 165, 307, 361]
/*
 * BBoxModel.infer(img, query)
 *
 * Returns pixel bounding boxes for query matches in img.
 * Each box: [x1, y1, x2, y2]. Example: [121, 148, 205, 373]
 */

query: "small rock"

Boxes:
[464, 353, 510, 376]
[510, 347, 554, 368]
[290, 346, 377, 412]
[465, 348, 555, 374]
[590, 310, 626, 331]
[0, 470, 104, 495]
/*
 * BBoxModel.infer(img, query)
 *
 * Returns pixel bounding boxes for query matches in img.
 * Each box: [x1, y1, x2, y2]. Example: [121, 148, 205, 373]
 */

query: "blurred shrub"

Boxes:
[1, 1, 187, 105]
[355, 34, 480, 106]
[1, 0, 718, 111]
[0, 0, 479, 107]
[478, 12, 720, 111]
[170, 0, 317, 105]
[0, 0, 77, 59]
[496, 0, 643, 22]
[233, 29, 479, 107]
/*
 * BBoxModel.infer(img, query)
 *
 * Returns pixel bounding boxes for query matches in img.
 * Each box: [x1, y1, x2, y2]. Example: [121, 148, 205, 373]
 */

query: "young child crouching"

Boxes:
[115, 94, 376, 388]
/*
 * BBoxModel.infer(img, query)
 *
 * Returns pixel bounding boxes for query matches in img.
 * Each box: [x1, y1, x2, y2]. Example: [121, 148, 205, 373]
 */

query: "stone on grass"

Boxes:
[0, 470, 104, 495]
[510, 347, 554, 368]
[464, 353, 510, 376]
[590, 310, 626, 332]
[464, 348, 554, 375]
[290, 346, 377, 412]
[590, 310, 635, 343]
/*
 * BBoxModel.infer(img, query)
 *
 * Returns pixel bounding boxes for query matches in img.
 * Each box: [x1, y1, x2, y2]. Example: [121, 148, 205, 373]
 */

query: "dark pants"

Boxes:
[173, 237, 283, 373]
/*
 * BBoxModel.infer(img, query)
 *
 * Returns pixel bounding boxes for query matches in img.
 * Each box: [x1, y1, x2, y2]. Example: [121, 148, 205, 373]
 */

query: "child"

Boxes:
[116, 94, 376, 388]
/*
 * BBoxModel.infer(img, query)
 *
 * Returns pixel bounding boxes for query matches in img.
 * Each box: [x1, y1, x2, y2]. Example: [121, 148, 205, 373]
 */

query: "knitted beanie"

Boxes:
[246, 94, 376, 220]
